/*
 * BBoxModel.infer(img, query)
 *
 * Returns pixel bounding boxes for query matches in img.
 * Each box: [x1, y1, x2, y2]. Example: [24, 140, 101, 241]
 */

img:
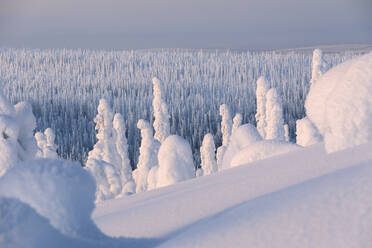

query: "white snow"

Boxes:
[155, 135, 195, 188]
[93, 142, 372, 244]
[199, 133, 218, 176]
[296, 117, 322, 146]
[221, 124, 262, 169]
[305, 52, 372, 153]
[265, 88, 285, 141]
[255, 76, 269, 138]
[230, 140, 300, 167]
[152, 77, 170, 143]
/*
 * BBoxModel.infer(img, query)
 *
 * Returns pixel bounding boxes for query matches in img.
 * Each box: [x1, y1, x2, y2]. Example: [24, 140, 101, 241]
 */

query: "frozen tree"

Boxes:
[284, 124, 290, 142]
[113, 113, 135, 195]
[0, 93, 38, 176]
[86, 99, 122, 201]
[255, 76, 270, 138]
[200, 133, 217, 176]
[296, 117, 322, 147]
[35, 128, 58, 159]
[133, 119, 160, 193]
[232, 113, 242, 134]
[216, 104, 233, 170]
[310, 49, 327, 85]
[152, 77, 170, 143]
[156, 135, 195, 188]
[265, 88, 285, 141]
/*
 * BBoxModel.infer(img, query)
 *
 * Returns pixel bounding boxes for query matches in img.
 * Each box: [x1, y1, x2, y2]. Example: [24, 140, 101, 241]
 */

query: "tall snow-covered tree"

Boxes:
[255, 76, 270, 139]
[152, 77, 170, 143]
[200, 133, 217, 176]
[113, 113, 135, 195]
[232, 113, 242, 134]
[133, 119, 160, 193]
[265, 88, 285, 141]
[284, 124, 290, 142]
[310, 49, 326, 85]
[86, 99, 122, 201]
[216, 104, 233, 170]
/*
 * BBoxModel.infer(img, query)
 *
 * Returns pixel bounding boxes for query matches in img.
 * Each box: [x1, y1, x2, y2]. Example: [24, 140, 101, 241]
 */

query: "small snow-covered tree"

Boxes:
[284, 124, 290, 142]
[310, 49, 327, 85]
[296, 117, 322, 147]
[200, 133, 217, 176]
[156, 135, 195, 188]
[152, 77, 170, 143]
[232, 113, 242, 135]
[265, 88, 285, 141]
[255, 76, 270, 138]
[133, 119, 160, 193]
[35, 128, 58, 159]
[113, 113, 135, 195]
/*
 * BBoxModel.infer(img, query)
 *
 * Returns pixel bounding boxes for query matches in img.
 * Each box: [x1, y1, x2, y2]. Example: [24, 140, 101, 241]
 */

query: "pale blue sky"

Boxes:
[0, 0, 371, 49]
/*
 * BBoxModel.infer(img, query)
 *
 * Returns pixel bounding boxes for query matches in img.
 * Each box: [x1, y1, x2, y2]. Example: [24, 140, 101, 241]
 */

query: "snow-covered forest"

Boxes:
[0, 48, 361, 166]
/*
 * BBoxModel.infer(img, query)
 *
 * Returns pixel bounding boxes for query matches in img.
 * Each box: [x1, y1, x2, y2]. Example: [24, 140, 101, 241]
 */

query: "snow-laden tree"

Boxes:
[284, 124, 290, 142]
[156, 135, 195, 188]
[86, 99, 122, 201]
[152, 77, 170, 143]
[133, 119, 160, 193]
[255, 76, 270, 138]
[296, 117, 322, 147]
[200, 133, 217, 176]
[216, 104, 233, 170]
[113, 113, 135, 195]
[310, 49, 327, 85]
[0, 93, 38, 177]
[265, 88, 285, 141]
[35, 128, 58, 158]
[232, 113, 242, 135]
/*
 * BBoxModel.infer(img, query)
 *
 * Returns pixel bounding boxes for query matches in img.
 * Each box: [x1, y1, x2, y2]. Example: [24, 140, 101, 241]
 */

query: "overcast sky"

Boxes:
[0, 0, 371, 49]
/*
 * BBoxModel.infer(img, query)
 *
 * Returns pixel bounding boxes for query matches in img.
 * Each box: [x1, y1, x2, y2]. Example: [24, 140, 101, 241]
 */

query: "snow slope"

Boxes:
[93, 141, 372, 246]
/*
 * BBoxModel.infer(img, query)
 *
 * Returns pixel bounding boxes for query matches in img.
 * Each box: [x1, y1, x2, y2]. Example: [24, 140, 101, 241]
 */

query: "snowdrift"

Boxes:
[306, 52, 372, 153]
[93, 141, 372, 245]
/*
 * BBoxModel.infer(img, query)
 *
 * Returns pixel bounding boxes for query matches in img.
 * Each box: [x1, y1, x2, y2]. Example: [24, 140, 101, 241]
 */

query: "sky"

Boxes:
[0, 0, 371, 49]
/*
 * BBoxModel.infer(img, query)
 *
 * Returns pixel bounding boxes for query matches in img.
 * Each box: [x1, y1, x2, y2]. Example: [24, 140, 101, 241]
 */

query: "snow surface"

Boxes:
[93, 141, 372, 247]
[221, 124, 262, 169]
[305, 52, 372, 153]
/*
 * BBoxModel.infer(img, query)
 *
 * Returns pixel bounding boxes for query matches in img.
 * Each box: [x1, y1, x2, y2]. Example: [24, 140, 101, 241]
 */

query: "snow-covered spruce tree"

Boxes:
[35, 128, 58, 159]
[152, 77, 170, 143]
[310, 49, 327, 85]
[296, 117, 322, 147]
[255, 76, 270, 139]
[216, 104, 233, 170]
[284, 124, 290, 142]
[232, 113, 242, 135]
[113, 113, 135, 195]
[200, 133, 217, 176]
[0, 93, 38, 176]
[133, 119, 160, 193]
[265, 88, 285, 141]
[86, 99, 122, 201]
[156, 135, 195, 188]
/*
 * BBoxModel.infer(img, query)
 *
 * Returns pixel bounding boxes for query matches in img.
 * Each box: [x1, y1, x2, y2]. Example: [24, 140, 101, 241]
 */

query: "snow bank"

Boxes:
[157, 159, 372, 248]
[305, 52, 372, 153]
[156, 135, 195, 188]
[296, 117, 322, 146]
[221, 124, 262, 169]
[0, 159, 105, 241]
[0, 196, 101, 248]
[230, 140, 300, 167]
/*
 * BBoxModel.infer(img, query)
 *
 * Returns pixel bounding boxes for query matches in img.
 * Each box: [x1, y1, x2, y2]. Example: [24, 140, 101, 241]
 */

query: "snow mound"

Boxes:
[158, 159, 372, 248]
[0, 159, 105, 240]
[0, 196, 101, 248]
[157, 135, 195, 188]
[222, 124, 262, 169]
[230, 140, 300, 167]
[305, 52, 372, 153]
[296, 117, 322, 147]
